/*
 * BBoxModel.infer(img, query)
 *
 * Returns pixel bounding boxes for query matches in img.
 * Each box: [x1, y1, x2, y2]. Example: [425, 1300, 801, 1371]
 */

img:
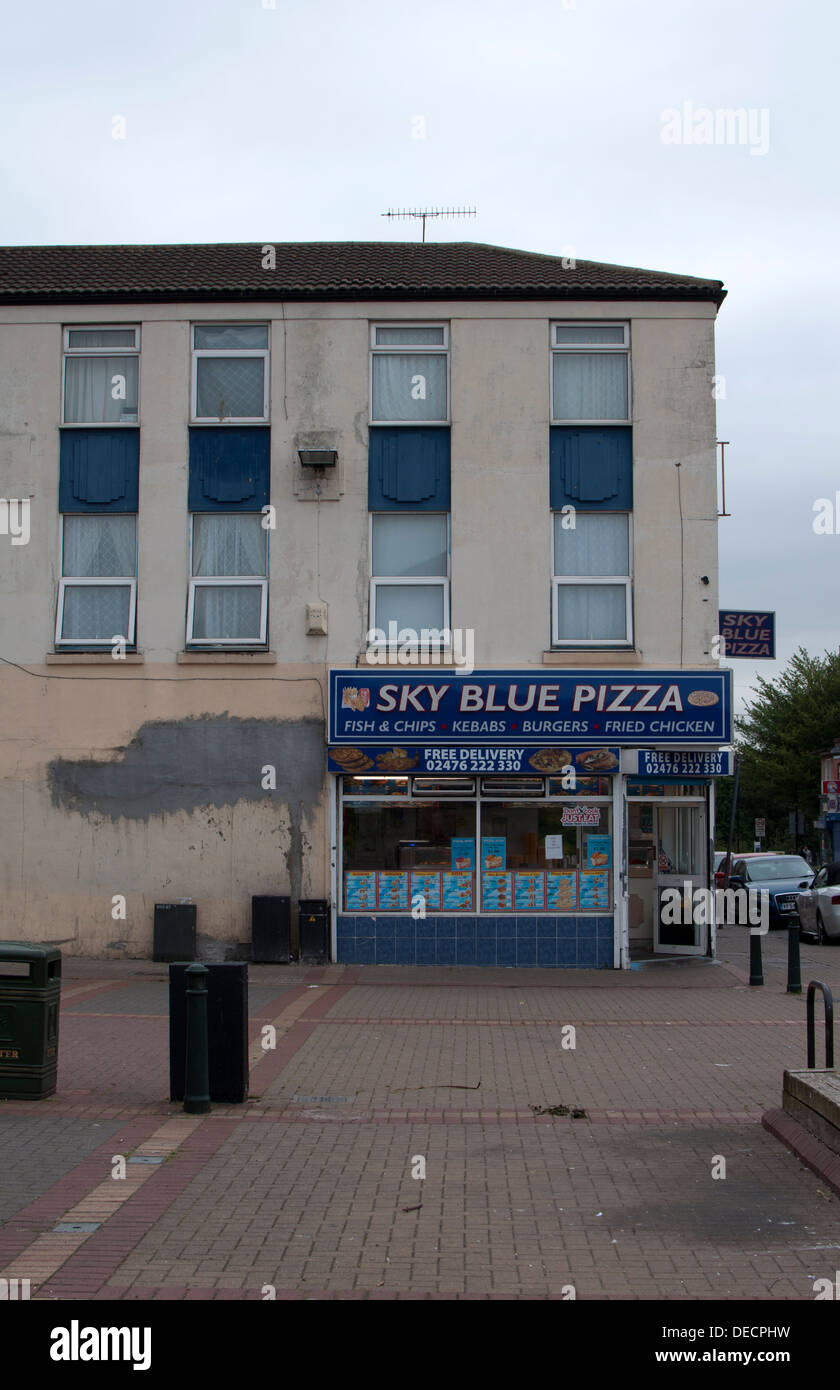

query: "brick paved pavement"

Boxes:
[1, 950, 839, 1301]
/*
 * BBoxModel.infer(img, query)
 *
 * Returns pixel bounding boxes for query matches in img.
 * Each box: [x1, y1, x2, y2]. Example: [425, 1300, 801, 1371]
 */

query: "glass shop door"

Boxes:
[654, 803, 708, 955]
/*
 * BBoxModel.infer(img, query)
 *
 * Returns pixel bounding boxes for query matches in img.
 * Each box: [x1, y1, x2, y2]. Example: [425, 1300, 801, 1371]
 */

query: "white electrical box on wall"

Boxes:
[306, 602, 328, 636]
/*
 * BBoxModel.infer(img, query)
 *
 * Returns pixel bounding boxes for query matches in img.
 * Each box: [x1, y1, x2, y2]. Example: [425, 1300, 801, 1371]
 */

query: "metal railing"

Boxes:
[806, 980, 835, 1069]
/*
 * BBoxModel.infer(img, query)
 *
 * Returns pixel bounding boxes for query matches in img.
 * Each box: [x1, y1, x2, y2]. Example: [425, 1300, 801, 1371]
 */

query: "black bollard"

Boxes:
[749, 929, 764, 986]
[787, 923, 802, 994]
[183, 963, 210, 1114]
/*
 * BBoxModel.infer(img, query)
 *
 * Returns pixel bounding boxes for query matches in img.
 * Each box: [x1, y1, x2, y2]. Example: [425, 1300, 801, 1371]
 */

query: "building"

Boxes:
[816, 737, 840, 864]
[0, 241, 730, 966]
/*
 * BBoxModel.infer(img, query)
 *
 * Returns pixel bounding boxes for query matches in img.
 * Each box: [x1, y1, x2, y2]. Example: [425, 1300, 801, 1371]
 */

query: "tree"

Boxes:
[715, 647, 840, 852]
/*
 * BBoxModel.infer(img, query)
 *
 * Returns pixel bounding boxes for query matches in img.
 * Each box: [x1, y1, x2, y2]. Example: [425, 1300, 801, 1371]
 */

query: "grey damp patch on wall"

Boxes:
[47, 714, 325, 823]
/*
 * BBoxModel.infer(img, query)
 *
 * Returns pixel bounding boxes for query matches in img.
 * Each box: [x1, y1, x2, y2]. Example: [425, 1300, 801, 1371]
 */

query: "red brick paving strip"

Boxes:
[38, 1120, 240, 1299]
[61, 980, 134, 1005]
[250, 983, 320, 1020]
[309, 1017, 801, 1027]
[0, 1118, 162, 1268]
[247, 984, 355, 1089]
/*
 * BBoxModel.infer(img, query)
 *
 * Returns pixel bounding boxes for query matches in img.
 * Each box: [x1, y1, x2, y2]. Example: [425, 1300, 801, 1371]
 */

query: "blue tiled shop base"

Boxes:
[336, 916, 615, 967]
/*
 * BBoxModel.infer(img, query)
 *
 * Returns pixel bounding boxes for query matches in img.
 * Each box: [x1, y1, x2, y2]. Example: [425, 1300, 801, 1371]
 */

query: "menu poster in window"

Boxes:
[579, 868, 610, 909]
[442, 871, 473, 911]
[481, 837, 506, 871]
[585, 835, 612, 870]
[544, 834, 564, 861]
[514, 871, 545, 911]
[482, 871, 512, 910]
[344, 871, 377, 911]
[410, 871, 441, 912]
[451, 838, 475, 872]
[546, 872, 577, 911]
[377, 871, 409, 911]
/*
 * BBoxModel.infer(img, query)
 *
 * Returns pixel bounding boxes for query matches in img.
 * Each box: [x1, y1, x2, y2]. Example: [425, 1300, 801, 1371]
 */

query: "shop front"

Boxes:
[328, 670, 732, 968]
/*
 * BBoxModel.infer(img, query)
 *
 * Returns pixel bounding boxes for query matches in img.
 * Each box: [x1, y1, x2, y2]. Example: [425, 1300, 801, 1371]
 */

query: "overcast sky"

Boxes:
[2, 0, 836, 717]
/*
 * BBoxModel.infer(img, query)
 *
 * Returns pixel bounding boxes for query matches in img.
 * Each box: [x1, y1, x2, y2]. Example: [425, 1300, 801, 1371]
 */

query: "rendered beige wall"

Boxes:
[0, 296, 721, 954]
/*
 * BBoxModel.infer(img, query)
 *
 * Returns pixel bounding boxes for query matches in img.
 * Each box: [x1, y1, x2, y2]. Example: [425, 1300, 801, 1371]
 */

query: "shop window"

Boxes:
[187, 512, 267, 646]
[63, 326, 139, 425]
[343, 800, 476, 912]
[551, 323, 629, 423]
[370, 324, 448, 424]
[192, 324, 269, 422]
[56, 513, 137, 646]
[552, 511, 632, 646]
[479, 803, 612, 911]
[340, 793, 612, 913]
[370, 512, 449, 633]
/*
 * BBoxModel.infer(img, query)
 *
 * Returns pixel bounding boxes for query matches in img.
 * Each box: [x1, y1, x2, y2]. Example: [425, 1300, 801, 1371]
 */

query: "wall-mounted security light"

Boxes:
[298, 449, 337, 468]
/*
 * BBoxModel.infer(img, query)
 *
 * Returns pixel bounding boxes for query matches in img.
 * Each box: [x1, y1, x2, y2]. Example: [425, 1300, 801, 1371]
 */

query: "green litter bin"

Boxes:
[0, 943, 61, 1099]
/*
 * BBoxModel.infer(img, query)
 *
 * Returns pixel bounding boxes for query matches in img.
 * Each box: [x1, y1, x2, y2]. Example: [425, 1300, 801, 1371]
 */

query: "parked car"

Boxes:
[725, 853, 813, 929]
[796, 861, 840, 943]
[714, 849, 776, 889]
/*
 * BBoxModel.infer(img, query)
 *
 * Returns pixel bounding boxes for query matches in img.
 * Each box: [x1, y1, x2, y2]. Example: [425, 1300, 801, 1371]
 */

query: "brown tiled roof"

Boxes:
[0, 242, 726, 306]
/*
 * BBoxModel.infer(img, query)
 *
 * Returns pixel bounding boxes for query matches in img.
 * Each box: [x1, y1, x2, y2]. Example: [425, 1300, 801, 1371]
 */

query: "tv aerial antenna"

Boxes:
[381, 206, 476, 243]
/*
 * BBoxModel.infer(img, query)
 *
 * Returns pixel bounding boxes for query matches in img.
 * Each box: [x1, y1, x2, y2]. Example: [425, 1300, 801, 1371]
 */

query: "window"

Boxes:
[551, 322, 629, 423]
[552, 511, 632, 645]
[339, 781, 614, 914]
[370, 324, 448, 423]
[62, 326, 139, 425]
[192, 324, 269, 422]
[370, 513, 449, 634]
[56, 514, 137, 646]
[187, 513, 268, 646]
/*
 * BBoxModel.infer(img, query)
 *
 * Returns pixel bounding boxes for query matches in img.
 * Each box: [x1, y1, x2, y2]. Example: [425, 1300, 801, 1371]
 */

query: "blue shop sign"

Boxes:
[329, 745, 620, 774]
[718, 611, 775, 660]
[329, 669, 731, 746]
[638, 750, 733, 777]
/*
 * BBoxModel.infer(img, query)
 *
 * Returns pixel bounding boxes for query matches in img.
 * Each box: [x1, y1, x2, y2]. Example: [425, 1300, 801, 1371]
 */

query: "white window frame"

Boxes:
[550, 321, 630, 425]
[186, 513, 269, 648]
[56, 578, 138, 648]
[369, 323, 450, 426]
[191, 323, 270, 424]
[55, 513, 138, 647]
[368, 512, 451, 641]
[551, 510, 633, 648]
[61, 325, 140, 427]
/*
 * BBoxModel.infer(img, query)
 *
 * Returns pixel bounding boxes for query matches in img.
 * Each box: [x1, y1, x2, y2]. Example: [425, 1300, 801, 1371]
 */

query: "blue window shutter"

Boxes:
[189, 427, 270, 511]
[550, 427, 633, 511]
[59, 429, 139, 512]
[368, 427, 450, 510]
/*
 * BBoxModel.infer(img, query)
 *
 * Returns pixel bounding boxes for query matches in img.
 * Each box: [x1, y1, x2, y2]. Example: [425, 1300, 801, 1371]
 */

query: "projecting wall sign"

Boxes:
[718, 611, 775, 659]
